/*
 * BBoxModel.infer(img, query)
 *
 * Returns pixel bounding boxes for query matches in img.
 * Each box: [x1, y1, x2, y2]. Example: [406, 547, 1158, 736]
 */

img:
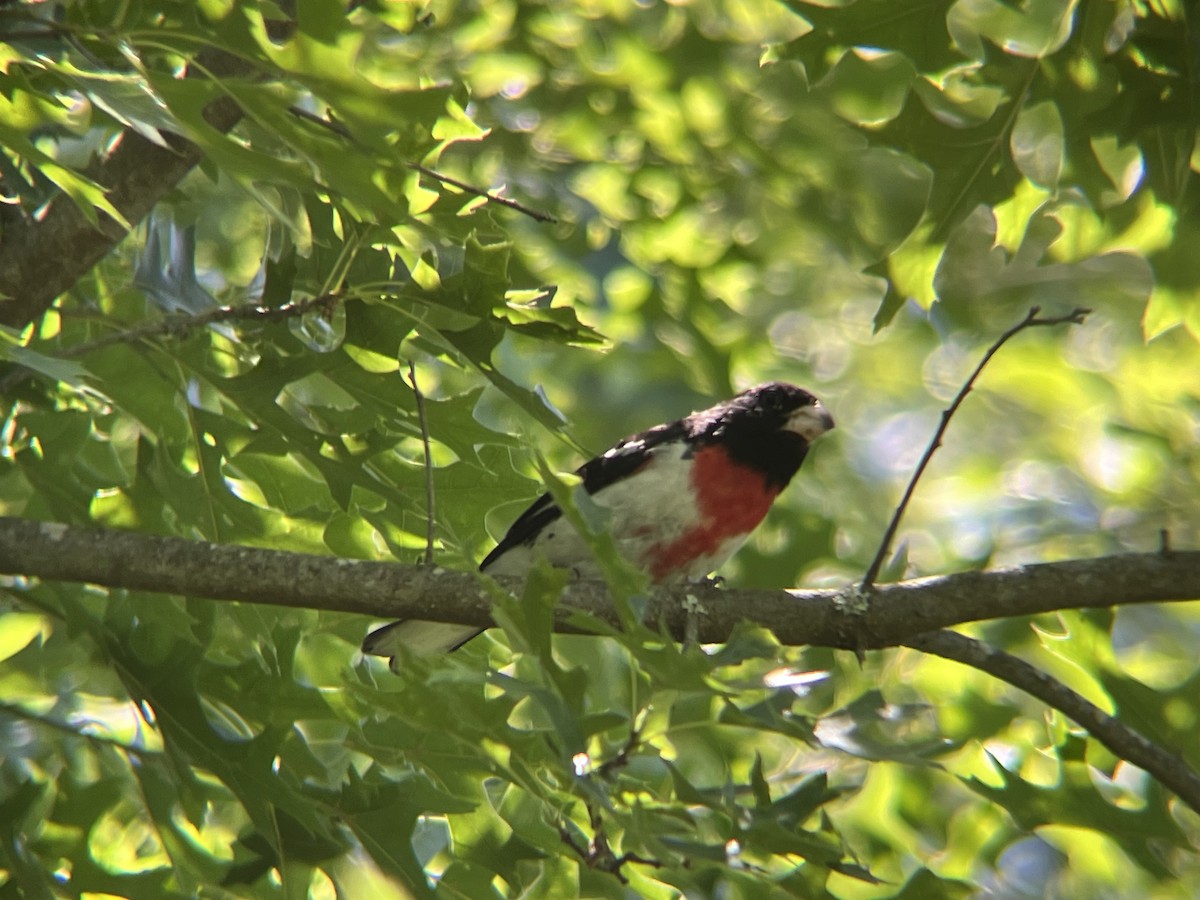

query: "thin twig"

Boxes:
[407, 162, 558, 223]
[286, 106, 558, 223]
[557, 821, 591, 862]
[596, 726, 640, 779]
[858, 305, 1200, 812]
[561, 726, 665, 882]
[556, 800, 651, 884]
[1, 294, 339, 394]
[862, 306, 1091, 588]
[904, 629, 1200, 816]
[406, 360, 436, 566]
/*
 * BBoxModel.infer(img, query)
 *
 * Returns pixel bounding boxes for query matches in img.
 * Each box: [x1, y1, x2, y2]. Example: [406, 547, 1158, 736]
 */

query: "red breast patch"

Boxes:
[647, 444, 779, 580]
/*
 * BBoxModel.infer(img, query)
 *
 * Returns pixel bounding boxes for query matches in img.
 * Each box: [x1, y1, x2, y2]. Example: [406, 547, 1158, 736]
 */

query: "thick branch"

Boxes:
[0, 518, 1195, 648]
[5, 517, 1199, 812]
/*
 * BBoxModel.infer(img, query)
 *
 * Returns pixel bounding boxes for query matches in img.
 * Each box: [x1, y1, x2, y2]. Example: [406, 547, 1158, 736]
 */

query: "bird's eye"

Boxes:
[762, 391, 783, 412]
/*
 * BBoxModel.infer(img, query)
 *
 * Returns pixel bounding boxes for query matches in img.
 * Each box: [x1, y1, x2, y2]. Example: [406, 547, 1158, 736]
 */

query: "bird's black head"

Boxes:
[725, 382, 834, 439]
[695, 382, 834, 489]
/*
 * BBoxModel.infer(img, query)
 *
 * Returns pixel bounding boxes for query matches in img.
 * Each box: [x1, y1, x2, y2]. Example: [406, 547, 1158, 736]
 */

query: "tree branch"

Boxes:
[4, 517, 1198, 812]
[845, 304, 1200, 811]
[904, 629, 1200, 814]
[1, 518, 1195, 649]
[407, 162, 559, 223]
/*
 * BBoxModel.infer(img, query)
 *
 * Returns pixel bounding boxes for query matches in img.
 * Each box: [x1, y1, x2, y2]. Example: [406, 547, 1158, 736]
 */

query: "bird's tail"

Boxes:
[361, 619, 483, 666]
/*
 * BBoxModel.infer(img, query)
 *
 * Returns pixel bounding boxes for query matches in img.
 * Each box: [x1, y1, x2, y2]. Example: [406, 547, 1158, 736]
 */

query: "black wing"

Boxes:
[479, 418, 690, 571]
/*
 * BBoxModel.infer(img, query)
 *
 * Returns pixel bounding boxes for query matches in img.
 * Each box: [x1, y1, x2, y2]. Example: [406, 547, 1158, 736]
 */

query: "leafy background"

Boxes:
[1, 0, 1198, 896]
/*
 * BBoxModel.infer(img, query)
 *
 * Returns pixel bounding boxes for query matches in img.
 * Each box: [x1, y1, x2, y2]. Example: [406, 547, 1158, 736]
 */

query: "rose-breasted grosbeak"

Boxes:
[362, 382, 833, 661]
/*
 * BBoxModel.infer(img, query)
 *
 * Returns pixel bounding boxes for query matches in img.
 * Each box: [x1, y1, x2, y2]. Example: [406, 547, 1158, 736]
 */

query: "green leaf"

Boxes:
[947, 0, 1079, 60]
[817, 48, 917, 126]
[0, 612, 47, 662]
[933, 204, 1153, 316]
[964, 753, 1190, 877]
[749, 753, 771, 808]
[913, 65, 1008, 128]
[890, 867, 975, 899]
[0, 110, 130, 227]
[1010, 100, 1064, 189]
[0, 345, 91, 385]
[490, 557, 569, 662]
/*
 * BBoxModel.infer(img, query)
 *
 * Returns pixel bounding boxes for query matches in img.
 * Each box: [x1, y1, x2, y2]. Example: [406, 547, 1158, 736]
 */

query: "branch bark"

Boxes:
[0, 517, 1195, 648]
[5, 516, 1199, 813]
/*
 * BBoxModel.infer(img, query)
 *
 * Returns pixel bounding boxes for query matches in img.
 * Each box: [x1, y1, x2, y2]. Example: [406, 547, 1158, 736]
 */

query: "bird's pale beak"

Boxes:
[786, 402, 835, 441]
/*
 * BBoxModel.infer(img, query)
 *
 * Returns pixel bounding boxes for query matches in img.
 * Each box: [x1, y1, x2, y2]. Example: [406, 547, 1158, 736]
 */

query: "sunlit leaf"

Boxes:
[1010, 100, 1064, 189]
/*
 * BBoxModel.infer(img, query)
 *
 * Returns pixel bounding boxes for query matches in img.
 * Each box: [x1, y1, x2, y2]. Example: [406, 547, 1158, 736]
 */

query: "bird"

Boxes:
[361, 381, 834, 663]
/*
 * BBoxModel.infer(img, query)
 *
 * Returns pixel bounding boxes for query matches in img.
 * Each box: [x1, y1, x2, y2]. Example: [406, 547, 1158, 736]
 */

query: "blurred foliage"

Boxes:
[1, 0, 1198, 896]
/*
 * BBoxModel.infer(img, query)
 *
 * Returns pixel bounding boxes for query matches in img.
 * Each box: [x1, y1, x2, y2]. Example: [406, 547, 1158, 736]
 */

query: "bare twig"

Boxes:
[556, 798, 660, 884]
[68, 294, 338, 355]
[406, 360, 436, 566]
[585, 804, 625, 882]
[407, 162, 558, 224]
[1, 294, 339, 394]
[862, 306, 1091, 588]
[557, 821, 591, 862]
[596, 726, 640, 779]
[856, 305, 1200, 818]
[904, 629, 1200, 815]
